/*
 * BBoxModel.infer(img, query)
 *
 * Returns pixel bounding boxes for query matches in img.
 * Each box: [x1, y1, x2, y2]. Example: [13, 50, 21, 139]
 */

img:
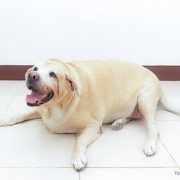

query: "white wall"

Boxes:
[0, 0, 180, 65]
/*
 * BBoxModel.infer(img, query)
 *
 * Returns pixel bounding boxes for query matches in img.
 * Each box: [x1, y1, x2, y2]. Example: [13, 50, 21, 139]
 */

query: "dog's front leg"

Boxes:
[72, 125, 101, 171]
[0, 109, 40, 126]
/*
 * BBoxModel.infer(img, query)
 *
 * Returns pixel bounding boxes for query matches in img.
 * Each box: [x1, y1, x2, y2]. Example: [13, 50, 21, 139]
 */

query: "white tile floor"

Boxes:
[0, 81, 180, 180]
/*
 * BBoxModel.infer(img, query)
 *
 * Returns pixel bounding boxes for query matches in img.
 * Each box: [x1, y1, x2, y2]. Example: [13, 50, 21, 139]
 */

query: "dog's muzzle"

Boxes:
[26, 72, 54, 107]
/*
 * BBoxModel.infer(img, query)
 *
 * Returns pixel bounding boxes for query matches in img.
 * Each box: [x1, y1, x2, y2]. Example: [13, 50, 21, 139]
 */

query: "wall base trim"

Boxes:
[0, 65, 180, 81]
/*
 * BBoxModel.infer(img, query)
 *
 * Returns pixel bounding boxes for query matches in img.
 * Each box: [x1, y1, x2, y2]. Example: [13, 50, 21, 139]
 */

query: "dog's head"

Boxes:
[25, 59, 79, 107]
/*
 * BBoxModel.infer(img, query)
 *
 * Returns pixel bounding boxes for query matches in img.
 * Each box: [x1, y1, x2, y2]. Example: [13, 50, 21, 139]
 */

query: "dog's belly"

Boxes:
[103, 105, 143, 124]
[39, 107, 70, 133]
[130, 105, 143, 119]
[42, 116, 80, 133]
[40, 109, 84, 133]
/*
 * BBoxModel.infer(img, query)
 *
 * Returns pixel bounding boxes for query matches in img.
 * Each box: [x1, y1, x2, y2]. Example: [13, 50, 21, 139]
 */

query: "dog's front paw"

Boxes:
[0, 116, 12, 127]
[144, 142, 157, 156]
[72, 153, 88, 171]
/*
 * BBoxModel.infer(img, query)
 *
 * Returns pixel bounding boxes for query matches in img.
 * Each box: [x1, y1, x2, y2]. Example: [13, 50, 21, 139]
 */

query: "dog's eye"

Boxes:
[49, 72, 56, 78]
[34, 67, 38, 71]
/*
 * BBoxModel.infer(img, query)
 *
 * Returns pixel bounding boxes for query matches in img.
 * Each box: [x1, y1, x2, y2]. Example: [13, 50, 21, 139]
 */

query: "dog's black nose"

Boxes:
[28, 72, 39, 82]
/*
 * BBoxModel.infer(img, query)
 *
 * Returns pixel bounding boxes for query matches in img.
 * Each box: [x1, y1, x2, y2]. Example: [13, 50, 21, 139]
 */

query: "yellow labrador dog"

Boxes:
[0, 59, 179, 170]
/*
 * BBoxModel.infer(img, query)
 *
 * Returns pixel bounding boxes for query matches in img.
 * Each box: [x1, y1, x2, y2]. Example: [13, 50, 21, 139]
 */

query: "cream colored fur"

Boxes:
[0, 59, 179, 171]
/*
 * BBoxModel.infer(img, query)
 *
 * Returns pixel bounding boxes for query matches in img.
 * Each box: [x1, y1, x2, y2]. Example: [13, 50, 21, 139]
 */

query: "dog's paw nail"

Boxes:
[144, 143, 157, 156]
[72, 153, 88, 171]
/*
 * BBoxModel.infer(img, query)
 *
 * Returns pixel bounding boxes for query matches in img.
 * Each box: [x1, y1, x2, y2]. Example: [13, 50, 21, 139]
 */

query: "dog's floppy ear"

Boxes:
[65, 74, 79, 96]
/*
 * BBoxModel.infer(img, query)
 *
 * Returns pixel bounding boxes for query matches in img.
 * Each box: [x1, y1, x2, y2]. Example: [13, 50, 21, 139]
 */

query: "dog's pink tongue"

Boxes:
[26, 91, 42, 105]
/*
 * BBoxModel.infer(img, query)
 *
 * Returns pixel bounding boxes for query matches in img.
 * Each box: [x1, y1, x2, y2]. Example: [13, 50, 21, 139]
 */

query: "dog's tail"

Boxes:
[159, 94, 180, 115]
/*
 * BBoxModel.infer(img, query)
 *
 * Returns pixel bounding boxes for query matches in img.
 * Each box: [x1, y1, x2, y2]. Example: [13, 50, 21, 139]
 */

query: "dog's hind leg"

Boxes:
[138, 87, 160, 156]
[111, 117, 131, 130]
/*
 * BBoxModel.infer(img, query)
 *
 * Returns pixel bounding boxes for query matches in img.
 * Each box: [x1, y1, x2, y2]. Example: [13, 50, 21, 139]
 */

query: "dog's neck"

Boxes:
[58, 91, 78, 110]
[39, 91, 79, 121]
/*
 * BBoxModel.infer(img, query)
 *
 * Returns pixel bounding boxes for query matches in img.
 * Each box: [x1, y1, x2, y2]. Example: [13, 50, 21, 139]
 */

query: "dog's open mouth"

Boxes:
[26, 87, 54, 106]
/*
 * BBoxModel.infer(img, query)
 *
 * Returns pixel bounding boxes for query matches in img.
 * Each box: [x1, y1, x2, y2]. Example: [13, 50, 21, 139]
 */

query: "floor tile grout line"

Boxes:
[159, 138, 179, 168]
[0, 166, 178, 169]
[157, 120, 180, 121]
[75, 134, 81, 180]
[85, 167, 179, 169]
[78, 171, 81, 180]
[0, 167, 73, 169]
[2, 86, 20, 117]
